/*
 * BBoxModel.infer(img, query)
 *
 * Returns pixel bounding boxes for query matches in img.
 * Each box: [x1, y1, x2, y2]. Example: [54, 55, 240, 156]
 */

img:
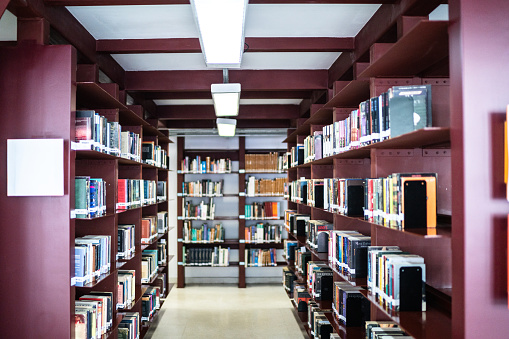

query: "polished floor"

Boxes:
[145, 284, 307, 339]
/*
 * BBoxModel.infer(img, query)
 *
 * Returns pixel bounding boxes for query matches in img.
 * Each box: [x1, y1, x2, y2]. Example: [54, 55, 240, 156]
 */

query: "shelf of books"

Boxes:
[280, 17, 452, 339]
[176, 136, 288, 287]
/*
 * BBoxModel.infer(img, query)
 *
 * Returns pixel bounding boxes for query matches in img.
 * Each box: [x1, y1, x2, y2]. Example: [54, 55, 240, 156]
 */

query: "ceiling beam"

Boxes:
[1, 0, 9, 18]
[156, 105, 300, 120]
[164, 119, 292, 129]
[125, 70, 328, 92]
[143, 90, 311, 100]
[328, 0, 445, 86]
[46, 0, 394, 5]
[96, 37, 355, 54]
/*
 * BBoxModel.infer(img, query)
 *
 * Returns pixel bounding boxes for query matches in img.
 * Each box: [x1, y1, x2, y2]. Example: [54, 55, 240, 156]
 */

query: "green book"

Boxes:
[75, 176, 90, 218]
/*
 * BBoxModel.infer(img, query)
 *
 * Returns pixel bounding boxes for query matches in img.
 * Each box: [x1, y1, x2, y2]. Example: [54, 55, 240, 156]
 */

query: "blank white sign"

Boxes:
[7, 139, 64, 196]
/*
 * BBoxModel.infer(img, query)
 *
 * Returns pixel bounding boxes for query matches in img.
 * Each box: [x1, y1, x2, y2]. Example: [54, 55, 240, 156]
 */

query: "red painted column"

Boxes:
[449, 0, 509, 337]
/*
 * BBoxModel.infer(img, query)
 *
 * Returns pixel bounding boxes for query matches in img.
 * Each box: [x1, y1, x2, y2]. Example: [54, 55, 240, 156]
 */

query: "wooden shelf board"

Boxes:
[364, 293, 451, 339]
[325, 80, 371, 109]
[359, 20, 449, 78]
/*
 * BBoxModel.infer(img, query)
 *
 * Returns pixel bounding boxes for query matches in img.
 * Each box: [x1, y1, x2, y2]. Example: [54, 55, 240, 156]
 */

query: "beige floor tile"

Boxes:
[145, 284, 307, 339]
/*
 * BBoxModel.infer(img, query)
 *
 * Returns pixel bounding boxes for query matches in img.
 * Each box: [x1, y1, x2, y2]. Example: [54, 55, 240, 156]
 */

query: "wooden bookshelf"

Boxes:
[177, 137, 288, 288]
[0, 45, 171, 338]
[282, 16, 455, 339]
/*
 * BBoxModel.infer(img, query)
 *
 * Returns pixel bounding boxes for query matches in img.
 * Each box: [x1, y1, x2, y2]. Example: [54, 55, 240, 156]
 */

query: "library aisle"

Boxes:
[145, 285, 307, 339]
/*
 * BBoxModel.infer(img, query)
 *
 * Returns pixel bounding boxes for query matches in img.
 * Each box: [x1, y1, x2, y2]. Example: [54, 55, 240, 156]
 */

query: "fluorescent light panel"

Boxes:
[216, 118, 237, 137]
[191, 0, 248, 68]
[211, 83, 241, 117]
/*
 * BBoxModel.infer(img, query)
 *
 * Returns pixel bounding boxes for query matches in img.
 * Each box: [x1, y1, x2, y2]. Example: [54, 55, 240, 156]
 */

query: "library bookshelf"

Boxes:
[176, 136, 287, 288]
[282, 18, 452, 339]
[0, 45, 172, 338]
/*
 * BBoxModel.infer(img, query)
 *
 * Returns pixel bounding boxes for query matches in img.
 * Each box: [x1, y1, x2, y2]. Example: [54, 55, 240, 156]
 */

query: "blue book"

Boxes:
[89, 179, 99, 217]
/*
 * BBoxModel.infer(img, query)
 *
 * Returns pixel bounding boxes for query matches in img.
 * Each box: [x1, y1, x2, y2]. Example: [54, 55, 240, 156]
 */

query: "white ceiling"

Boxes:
[112, 51, 341, 71]
[0, 10, 16, 41]
[154, 99, 302, 106]
[67, 4, 381, 40]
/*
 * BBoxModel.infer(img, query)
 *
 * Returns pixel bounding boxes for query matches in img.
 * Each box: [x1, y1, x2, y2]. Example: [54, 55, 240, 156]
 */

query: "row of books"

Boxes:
[180, 156, 232, 173]
[308, 302, 334, 338]
[141, 141, 169, 169]
[75, 291, 114, 339]
[307, 261, 333, 301]
[333, 281, 370, 327]
[181, 179, 224, 196]
[182, 246, 230, 266]
[245, 248, 278, 267]
[288, 172, 438, 230]
[244, 201, 280, 219]
[245, 152, 285, 173]
[142, 249, 159, 283]
[141, 286, 161, 322]
[118, 179, 167, 210]
[182, 199, 216, 220]
[118, 270, 136, 310]
[182, 221, 225, 242]
[118, 224, 136, 260]
[75, 176, 107, 218]
[156, 211, 169, 234]
[368, 246, 426, 312]
[289, 84, 433, 166]
[364, 321, 411, 339]
[118, 312, 140, 339]
[75, 110, 144, 162]
[143, 212, 170, 245]
[245, 223, 283, 243]
[74, 235, 111, 287]
[245, 176, 285, 196]
[329, 230, 371, 278]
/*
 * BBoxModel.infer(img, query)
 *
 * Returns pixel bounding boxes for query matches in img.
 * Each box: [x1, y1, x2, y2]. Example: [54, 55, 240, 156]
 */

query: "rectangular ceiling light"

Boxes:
[190, 0, 248, 68]
[211, 83, 241, 117]
[216, 118, 237, 137]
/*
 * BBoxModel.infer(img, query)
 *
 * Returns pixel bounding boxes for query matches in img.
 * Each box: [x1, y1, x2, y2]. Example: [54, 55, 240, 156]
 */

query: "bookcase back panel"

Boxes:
[311, 207, 334, 223]
[312, 165, 333, 179]
[333, 214, 372, 235]
[334, 158, 371, 178]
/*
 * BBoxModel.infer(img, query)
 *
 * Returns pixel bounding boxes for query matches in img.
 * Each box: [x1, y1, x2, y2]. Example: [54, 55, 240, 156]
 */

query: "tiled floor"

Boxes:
[145, 284, 307, 339]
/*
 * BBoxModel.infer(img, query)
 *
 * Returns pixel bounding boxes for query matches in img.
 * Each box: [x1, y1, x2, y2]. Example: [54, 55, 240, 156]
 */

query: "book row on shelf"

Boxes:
[118, 179, 167, 210]
[244, 201, 281, 220]
[245, 248, 278, 267]
[141, 286, 161, 322]
[288, 84, 433, 166]
[245, 152, 286, 173]
[75, 110, 168, 169]
[182, 246, 230, 266]
[180, 156, 232, 174]
[282, 212, 427, 331]
[142, 249, 159, 283]
[245, 223, 283, 243]
[182, 198, 216, 220]
[181, 179, 224, 197]
[182, 221, 225, 243]
[287, 172, 438, 230]
[74, 235, 111, 287]
[246, 176, 286, 196]
[118, 270, 136, 309]
[117, 224, 135, 260]
[141, 213, 169, 244]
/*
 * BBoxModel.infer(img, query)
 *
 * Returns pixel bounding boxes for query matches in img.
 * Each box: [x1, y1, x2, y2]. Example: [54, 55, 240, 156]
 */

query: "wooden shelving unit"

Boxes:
[283, 17, 453, 339]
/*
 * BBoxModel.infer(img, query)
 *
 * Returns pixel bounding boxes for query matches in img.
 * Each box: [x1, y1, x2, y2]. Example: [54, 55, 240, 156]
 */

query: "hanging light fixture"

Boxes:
[216, 118, 237, 137]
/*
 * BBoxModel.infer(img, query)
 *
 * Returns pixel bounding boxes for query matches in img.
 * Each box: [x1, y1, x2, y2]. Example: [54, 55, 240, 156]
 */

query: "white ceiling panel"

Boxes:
[67, 4, 381, 40]
[155, 99, 302, 106]
[245, 4, 381, 37]
[67, 5, 199, 39]
[112, 52, 340, 71]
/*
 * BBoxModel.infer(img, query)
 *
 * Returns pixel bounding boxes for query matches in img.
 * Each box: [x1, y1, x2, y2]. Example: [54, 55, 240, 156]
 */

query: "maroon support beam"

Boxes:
[125, 70, 328, 92]
[157, 105, 299, 120]
[9, 0, 125, 86]
[17, 17, 50, 45]
[164, 119, 291, 129]
[1, 0, 9, 18]
[449, 0, 509, 338]
[46, 0, 394, 5]
[96, 37, 355, 54]
[328, 0, 444, 86]
[143, 90, 311, 100]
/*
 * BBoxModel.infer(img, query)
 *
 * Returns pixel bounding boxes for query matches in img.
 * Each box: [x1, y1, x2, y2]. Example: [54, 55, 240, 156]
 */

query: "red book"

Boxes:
[141, 219, 150, 242]
[118, 179, 127, 209]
